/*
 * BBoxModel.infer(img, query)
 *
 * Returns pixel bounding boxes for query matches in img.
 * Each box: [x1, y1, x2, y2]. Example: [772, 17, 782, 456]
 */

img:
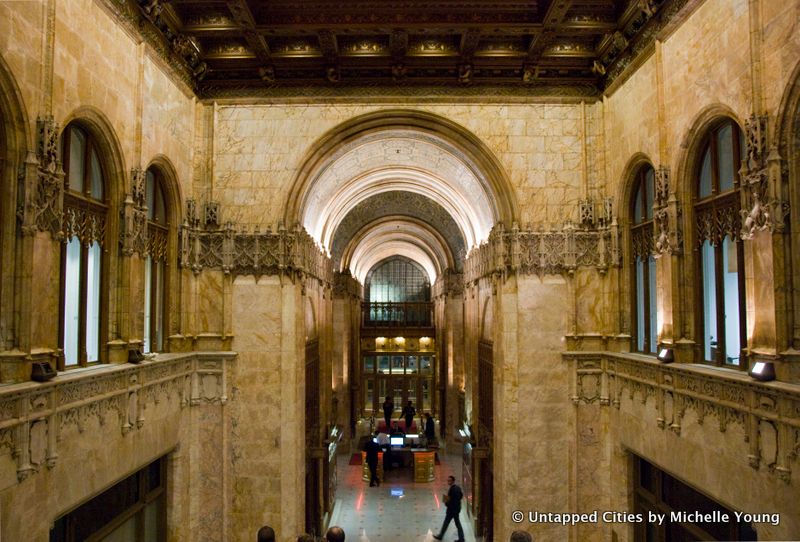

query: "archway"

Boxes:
[289, 109, 516, 539]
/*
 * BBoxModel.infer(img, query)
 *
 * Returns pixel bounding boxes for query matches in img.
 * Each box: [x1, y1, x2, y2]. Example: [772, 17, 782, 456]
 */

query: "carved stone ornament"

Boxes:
[121, 168, 148, 256]
[652, 166, 683, 256]
[465, 211, 621, 282]
[19, 117, 65, 238]
[180, 200, 332, 283]
[740, 114, 788, 238]
[654, 165, 669, 207]
[579, 198, 595, 228]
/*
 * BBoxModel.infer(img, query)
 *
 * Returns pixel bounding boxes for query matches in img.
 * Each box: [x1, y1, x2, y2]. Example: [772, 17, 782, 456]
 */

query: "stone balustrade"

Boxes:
[0, 352, 235, 486]
[565, 351, 800, 483]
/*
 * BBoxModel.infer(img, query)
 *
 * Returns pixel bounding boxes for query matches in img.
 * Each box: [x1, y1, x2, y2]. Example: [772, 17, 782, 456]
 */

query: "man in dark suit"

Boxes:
[433, 475, 464, 542]
[363, 433, 382, 486]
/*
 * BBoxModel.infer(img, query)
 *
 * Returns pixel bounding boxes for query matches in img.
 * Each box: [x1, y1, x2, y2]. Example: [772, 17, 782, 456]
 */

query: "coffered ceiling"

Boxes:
[118, 0, 684, 98]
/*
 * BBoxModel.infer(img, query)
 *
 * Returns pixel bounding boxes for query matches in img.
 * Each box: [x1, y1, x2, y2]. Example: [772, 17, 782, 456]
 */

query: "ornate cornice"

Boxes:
[464, 220, 620, 282]
[199, 83, 600, 102]
[180, 199, 333, 285]
[95, 0, 199, 91]
[602, 0, 690, 94]
[566, 351, 800, 483]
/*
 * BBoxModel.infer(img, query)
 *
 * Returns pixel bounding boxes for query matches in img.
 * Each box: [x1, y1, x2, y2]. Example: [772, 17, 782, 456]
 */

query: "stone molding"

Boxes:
[180, 199, 333, 284]
[464, 221, 620, 283]
[566, 351, 800, 483]
[0, 352, 234, 483]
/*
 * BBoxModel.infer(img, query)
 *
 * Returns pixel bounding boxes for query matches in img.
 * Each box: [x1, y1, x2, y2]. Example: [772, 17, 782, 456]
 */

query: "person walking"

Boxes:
[424, 413, 435, 442]
[400, 400, 416, 432]
[363, 433, 382, 486]
[382, 395, 394, 431]
[433, 475, 464, 542]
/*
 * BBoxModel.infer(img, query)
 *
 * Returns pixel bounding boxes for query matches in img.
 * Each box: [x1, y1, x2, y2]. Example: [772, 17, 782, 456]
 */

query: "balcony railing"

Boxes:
[362, 302, 433, 328]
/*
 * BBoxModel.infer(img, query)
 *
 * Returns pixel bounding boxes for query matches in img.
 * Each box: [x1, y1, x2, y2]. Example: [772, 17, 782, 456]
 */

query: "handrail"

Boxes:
[361, 302, 433, 327]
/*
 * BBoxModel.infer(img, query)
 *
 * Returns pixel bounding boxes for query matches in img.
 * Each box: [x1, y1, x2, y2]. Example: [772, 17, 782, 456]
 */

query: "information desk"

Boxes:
[361, 449, 436, 483]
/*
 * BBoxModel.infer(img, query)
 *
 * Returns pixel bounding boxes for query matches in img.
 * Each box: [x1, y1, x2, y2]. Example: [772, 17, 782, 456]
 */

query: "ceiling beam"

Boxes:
[527, 0, 574, 63]
[225, 0, 273, 65]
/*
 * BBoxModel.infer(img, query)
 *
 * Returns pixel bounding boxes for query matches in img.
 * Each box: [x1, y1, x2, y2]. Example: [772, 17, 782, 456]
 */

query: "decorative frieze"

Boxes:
[465, 219, 620, 282]
[567, 352, 800, 483]
[180, 200, 333, 284]
[740, 114, 789, 238]
[0, 352, 233, 482]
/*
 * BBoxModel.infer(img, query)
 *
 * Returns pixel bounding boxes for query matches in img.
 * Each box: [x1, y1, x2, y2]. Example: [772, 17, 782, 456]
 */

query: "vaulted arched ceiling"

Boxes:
[330, 191, 466, 273]
[291, 110, 517, 283]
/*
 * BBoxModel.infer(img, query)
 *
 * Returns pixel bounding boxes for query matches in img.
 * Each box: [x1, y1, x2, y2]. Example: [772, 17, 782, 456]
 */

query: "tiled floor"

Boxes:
[328, 451, 478, 542]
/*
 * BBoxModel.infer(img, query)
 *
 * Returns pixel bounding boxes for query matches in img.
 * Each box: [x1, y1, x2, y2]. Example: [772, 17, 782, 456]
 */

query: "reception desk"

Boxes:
[362, 449, 435, 483]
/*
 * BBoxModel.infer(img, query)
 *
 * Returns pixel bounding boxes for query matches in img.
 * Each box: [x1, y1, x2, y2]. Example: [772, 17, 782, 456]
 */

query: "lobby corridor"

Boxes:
[328, 450, 479, 542]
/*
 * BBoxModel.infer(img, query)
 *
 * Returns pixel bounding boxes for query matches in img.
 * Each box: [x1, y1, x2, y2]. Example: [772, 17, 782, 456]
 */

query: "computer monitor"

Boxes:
[390, 436, 404, 447]
[404, 434, 419, 446]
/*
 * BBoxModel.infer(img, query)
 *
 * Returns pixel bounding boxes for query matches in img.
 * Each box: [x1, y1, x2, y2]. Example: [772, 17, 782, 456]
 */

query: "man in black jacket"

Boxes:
[363, 434, 382, 486]
[433, 475, 464, 541]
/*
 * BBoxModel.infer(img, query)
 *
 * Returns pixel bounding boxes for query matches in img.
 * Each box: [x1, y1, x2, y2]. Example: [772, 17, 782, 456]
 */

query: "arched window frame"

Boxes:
[143, 167, 169, 353]
[59, 123, 108, 369]
[630, 164, 657, 354]
[693, 119, 747, 369]
[365, 256, 431, 303]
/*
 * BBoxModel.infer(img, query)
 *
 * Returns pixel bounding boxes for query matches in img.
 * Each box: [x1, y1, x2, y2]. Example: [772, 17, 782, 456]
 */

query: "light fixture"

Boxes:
[31, 361, 56, 382]
[376, 337, 386, 347]
[748, 361, 776, 382]
[394, 336, 405, 345]
[419, 336, 431, 348]
[657, 348, 674, 364]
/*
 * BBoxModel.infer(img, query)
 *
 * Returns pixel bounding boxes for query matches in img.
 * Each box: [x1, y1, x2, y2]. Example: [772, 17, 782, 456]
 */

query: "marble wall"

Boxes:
[211, 102, 601, 228]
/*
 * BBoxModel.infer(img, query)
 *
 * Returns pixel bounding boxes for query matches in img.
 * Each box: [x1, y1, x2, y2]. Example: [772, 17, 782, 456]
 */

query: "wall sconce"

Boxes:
[748, 361, 776, 382]
[394, 336, 405, 346]
[419, 336, 431, 348]
[657, 348, 674, 364]
[376, 337, 386, 348]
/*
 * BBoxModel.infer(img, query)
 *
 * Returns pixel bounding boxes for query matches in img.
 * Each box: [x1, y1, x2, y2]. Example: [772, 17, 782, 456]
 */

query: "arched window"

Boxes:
[144, 167, 168, 353]
[60, 124, 107, 368]
[365, 257, 430, 303]
[694, 119, 747, 367]
[630, 165, 657, 354]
